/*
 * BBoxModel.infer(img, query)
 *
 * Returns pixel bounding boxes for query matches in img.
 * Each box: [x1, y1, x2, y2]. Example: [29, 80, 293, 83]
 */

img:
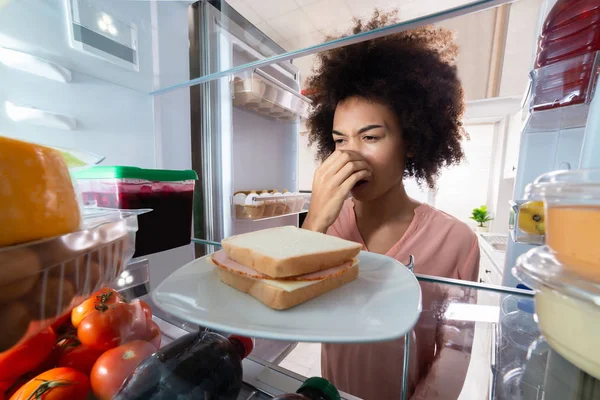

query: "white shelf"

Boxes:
[232, 69, 311, 122]
[232, 192, 310, 221]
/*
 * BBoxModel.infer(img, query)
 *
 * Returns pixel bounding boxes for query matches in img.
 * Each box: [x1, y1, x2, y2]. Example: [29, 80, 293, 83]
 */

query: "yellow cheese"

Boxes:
[0, 136, 81, 246]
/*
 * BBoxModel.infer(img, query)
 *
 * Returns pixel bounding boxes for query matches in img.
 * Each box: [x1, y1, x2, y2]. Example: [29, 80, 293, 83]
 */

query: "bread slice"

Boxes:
[217, 264, 359, 310]
[221, 226, 362, 278]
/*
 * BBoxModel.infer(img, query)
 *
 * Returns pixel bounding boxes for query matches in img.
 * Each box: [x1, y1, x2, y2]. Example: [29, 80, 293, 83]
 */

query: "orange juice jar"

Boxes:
[529, 169, 600, 281]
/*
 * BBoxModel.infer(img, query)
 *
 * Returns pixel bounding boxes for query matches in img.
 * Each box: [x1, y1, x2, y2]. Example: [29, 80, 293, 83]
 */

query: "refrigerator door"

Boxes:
[190, 1, 304, 254]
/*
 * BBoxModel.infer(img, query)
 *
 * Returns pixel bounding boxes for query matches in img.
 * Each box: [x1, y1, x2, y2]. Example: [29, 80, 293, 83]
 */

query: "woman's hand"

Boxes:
[303, 150, 372, 233]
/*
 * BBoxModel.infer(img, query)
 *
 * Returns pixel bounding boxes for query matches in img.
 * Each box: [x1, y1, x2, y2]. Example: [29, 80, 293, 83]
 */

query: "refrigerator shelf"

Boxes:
[232, 69, 311, 122]
[234, 209, 308, 222]
[232, 193, 310, 221]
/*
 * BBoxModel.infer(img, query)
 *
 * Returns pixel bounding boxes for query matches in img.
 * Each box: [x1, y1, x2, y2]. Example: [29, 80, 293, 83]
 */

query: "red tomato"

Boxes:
[57, 344, 104, 376]
[0, 327, 56, 381]
[122, 303, 156, 345]
[90, 340, 156, 400]
[71, 288, 122, 328]
[77, 302, 133, 351]
[131, 299, 152, 320]
[36, 330, 80, 373]
[9, 368, 90, 400]
[147, 321, 162, 350]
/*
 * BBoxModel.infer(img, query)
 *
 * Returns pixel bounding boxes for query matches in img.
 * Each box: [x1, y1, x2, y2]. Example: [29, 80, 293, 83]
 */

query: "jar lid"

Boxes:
[527, 169, 600, 201]
[74, 166, 198, 182]
[514, 246, 600, 306]
[299, 377, 340, 400]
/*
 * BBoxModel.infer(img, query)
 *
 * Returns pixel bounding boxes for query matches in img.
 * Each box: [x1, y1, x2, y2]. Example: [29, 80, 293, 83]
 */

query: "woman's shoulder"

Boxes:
[417, 203, 477, 241]
[413, 204, 480, 280]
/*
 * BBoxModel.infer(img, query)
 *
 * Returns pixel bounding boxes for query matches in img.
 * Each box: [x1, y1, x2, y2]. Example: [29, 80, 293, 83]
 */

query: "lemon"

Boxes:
[518, 201, 545, 235]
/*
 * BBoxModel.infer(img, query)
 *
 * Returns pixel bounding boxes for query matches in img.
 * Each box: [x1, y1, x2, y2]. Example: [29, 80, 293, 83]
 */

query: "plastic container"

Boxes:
[272, 377, 341, 400]
[509, 200, 545, 245]
[530, 52, 600, 111]
[75, 166, 197, 257]
[514, 245, 600, 380]
[0, 208, 139, 352]
[500, 299, 539, 352]
[114, 331, 254, 400]
[231, 191, 309, 221]
[531, 0, 600, 111]
[527, 169, 600, 281]
[232, 69, 311, 121]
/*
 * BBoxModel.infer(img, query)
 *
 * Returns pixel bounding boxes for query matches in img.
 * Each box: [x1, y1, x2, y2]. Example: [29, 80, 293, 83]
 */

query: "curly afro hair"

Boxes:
[306, 10, 467, 188]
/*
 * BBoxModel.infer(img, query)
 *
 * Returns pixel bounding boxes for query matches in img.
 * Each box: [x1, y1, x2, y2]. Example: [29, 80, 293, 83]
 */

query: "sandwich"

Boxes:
[210, 226, 362, 310]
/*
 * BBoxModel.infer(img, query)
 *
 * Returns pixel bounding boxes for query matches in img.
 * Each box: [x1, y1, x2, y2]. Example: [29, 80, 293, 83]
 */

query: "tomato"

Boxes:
[0, 327, 56, 381]
[71, 287, 122, 328]
[90, 340, 156, 400]
[77, 302, 133, 351]
[36, 329, 80, 373]
[130, 299, 152, 320]
[9, 368, 90, 400]
[146, 321, 162, 350]
[122, 302, 156, 345]
[57, 344, 104, 376]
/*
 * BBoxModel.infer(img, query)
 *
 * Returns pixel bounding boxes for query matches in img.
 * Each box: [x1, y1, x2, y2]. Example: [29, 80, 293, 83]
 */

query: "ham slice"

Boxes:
[211, 250, 355, 281]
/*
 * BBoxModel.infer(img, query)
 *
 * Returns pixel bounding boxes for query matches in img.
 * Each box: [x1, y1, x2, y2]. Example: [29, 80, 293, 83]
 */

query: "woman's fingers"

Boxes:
[339, 169, 372, 195]
[318, 151, 365, 180]
[331, 160, 371, 187]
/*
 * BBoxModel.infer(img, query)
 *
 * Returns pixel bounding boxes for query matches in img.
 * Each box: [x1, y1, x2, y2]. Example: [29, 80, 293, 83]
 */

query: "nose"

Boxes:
[344, 139, 369, 160]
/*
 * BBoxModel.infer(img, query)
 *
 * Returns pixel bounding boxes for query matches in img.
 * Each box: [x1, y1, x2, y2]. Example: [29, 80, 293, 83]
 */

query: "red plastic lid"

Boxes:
[229, 335, 254, 359]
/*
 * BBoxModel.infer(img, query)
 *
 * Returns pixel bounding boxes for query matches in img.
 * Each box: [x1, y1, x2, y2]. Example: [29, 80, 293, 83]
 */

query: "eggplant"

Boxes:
[114, 331, 244, 400]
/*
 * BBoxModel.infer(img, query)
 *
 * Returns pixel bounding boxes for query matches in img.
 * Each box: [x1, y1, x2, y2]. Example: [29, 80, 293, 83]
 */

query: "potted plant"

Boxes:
[470, 205, 493, 232]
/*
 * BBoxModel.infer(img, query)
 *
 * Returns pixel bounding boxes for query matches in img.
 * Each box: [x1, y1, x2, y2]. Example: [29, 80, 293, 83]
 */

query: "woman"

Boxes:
[302, 11, 480, 400]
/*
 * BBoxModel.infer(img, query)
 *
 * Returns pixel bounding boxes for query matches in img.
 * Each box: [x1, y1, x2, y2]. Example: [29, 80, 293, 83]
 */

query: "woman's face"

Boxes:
[332, 96, 406, 202]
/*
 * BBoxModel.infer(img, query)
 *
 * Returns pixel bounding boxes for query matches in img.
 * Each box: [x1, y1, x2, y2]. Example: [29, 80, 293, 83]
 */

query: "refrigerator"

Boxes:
[502, 0, 600, 287]
[0, 0, 313, 392]
[0, 0, 307, 287]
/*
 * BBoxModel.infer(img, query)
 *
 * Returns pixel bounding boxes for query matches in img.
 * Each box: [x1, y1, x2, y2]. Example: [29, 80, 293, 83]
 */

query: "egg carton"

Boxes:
[231, 193, 310, 221]
[232, 69, 311, 122]
[0, 208, 141, 351]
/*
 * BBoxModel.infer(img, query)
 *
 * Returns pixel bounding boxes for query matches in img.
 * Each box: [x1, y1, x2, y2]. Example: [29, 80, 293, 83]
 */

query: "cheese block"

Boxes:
[0, 136, 81, 246]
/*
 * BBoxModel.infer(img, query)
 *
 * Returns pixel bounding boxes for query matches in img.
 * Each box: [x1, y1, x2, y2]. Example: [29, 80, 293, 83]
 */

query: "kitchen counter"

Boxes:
[477, 233, 507, 273]
[477, 233, 507, 286]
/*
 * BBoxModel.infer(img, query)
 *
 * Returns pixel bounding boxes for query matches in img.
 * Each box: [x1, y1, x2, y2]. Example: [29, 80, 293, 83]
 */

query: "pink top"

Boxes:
[322, 200, 480, 400]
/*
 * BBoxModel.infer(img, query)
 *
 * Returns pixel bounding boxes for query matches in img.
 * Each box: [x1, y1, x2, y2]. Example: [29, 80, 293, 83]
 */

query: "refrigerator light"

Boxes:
[5, 101, 77, 130]
[0, 47, 72, 83]
[97, 19, 108, 32]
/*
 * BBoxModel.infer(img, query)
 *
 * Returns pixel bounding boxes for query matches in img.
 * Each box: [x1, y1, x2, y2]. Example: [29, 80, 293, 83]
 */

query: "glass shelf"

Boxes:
[169, 240, 600, 399]
[0, 0, 511, 95]
[153, 0, 512, 96]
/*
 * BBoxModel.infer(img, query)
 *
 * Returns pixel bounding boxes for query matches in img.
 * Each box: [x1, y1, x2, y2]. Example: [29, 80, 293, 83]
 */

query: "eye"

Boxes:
[364, 135, 378, 141]
[333, 138, 345, 145]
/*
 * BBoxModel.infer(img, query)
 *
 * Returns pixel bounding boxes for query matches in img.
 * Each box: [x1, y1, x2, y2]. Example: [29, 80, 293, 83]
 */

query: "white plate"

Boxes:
[152, 251, 422, 343]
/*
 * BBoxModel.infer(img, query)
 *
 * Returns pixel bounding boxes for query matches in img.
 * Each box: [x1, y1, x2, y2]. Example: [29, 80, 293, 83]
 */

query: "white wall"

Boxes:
[434, 123, 496, 226]
[298, 129, 319, 191]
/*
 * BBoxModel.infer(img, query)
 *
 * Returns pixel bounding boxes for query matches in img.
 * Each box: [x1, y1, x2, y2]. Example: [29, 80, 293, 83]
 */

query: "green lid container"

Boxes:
[298, 377, 340, 400]
[73, 166, 198, 182]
